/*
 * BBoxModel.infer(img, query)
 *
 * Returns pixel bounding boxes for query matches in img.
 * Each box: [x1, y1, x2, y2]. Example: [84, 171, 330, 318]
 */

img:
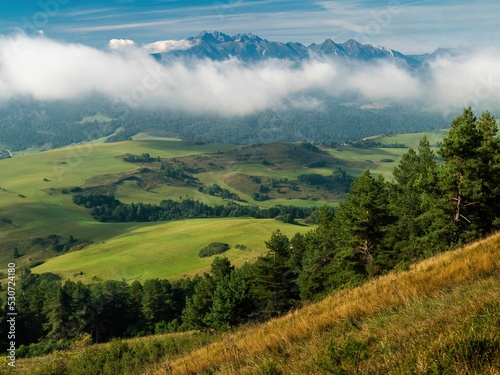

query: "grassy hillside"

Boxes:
[12, 231, 499, 375]
[0, 131, 448, 281]
[1, 138, 321, 281]
[326, 129, 448, 179]
[32, 218, 313, 282]
[376, 129, 448, 147]
[0, 139, 239, 271]
[149, 231, 499, 375]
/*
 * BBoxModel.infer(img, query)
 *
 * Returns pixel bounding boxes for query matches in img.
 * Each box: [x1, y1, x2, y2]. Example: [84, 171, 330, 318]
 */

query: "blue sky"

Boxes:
[0, 0, 499, 53]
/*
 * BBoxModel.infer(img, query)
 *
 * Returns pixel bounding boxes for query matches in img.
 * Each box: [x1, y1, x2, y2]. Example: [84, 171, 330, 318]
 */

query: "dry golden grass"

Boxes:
[149, 232, 500, 375]
[9, 233, 499, 375]
[9, 330, 216, 375]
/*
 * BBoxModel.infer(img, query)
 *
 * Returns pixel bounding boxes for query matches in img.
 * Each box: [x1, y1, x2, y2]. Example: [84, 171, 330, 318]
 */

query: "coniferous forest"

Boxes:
[1, 108, 499, 358]
[0, 97, 447, 151]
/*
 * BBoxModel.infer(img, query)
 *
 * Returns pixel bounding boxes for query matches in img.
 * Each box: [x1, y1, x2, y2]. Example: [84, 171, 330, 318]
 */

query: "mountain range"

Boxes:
[154, 31, 460, 68]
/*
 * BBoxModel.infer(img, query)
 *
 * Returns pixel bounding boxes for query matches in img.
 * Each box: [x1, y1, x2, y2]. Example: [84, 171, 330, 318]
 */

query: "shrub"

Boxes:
[17, 340, 70, 358]
[123, 153, 153, 163]
[298, 173, 325, 186]
[275, 214, 295, 224]
[252, 193, 270, 201]
[199, 242, 230, 258]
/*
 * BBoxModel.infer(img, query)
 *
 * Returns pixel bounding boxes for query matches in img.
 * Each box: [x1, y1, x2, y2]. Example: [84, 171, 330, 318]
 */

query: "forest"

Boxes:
[0, 108, 498, 359]
[72, 194, 316, 224]
[0, 96, 448, 150]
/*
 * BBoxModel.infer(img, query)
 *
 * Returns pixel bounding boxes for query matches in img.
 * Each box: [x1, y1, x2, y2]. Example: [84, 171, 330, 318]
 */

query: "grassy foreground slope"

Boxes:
[13, 232, 499, 375]
[153, 232, 500, 375]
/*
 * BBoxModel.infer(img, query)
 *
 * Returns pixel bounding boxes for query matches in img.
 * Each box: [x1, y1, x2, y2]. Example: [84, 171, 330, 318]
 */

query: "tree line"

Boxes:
[0, 95, 448, 151]
[1, 108, 498, 357]
[292, 108, 500, 300]
[72, 194, 316, 224]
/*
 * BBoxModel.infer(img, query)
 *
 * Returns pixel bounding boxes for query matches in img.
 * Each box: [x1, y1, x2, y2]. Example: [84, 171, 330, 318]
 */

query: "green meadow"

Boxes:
[78, 113, 114, 124]
[326, 129, 448, 179]
[0, 130, 447, 282]
[377, 129, 448, 147]
[33, 218, 313, 282]
[0, 139, 239, 269]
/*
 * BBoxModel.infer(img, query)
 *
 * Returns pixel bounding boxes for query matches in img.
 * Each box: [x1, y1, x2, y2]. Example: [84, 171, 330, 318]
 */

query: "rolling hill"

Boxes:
[156, 232, 500, 375]
[0, 130, 446, 282]
[32, 218, 311, 283]
[12, 231, 500, 375]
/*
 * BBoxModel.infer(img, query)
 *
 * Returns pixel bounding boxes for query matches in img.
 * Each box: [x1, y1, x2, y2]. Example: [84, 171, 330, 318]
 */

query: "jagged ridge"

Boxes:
[154, 30, 459, 68]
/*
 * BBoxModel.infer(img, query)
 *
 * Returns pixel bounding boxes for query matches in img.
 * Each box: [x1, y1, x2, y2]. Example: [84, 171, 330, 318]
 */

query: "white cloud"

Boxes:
[108, 38, 136, 50]
[142, 39, 195, 54]
[1, 35, 500, 116]
[424, 53, 500, 115]
[108, 38, 194, 54]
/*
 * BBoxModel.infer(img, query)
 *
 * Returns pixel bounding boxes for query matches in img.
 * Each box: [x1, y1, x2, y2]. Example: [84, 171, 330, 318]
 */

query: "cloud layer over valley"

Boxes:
[1, 34, 499, 116]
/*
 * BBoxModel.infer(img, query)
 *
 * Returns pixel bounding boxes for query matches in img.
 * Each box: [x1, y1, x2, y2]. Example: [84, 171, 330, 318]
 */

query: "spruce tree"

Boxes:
[250, 230, 298, 319]
[296, 206, 337, 300]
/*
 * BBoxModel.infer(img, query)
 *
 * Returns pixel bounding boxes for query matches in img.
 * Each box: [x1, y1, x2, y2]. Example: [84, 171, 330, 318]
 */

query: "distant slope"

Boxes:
[0, 139, 240, 268]
[0, 95, 449, 151]
[32, 218, 313, 282]
[1, 133, 447, 281]
[2, 138, 320, 281]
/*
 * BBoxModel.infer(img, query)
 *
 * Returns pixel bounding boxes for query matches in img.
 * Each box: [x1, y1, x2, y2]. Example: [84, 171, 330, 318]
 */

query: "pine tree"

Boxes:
[476, 111, 500, 228]
[205, 268, 251, 330]
[210, 256, 234, 283]
[90, 280, 138, 341]
[141, 279, 174, 331]
[43, 283, 72, 340]
[333, 170, 394, 282]
[438, 107, 500, 242]
[296, 206, 337, 300]
[388, 136, 445, 260]
[181, 276, 215, 330]
[297, 231, 336, 300]
[12, 247, 20, 259]
[65, 281, 92, 338]
[17, 279, 49, 345]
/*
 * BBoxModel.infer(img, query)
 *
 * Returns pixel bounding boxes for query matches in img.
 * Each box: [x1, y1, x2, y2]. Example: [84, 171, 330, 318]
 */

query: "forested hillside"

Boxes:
[8, 217, 500, 375]
[0, 96, 448, 151]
